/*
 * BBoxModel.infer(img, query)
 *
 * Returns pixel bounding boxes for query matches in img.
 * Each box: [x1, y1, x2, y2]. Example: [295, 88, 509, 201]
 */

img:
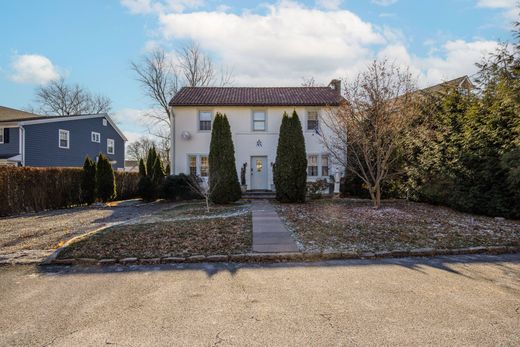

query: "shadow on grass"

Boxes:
[37, 253, 520, 282]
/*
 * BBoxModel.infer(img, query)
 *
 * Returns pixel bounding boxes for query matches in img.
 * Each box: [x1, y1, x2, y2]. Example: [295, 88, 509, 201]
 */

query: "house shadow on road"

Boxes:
[37, 253, 520, 284]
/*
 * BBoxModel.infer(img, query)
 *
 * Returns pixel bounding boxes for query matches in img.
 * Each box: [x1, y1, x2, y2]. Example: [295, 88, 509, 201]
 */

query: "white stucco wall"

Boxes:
[172, 105, 341, 190]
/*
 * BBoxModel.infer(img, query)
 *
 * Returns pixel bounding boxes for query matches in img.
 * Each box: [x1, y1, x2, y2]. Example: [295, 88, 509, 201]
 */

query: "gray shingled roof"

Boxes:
[169, 87, 343, 106]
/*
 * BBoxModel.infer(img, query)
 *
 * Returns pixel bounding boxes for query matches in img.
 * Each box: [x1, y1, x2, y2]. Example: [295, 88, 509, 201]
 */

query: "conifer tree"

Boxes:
[274, 111, 307, 202]
[96, 154, 116, 202]
[81, 156, 97, 204]
[208, 113, 241, 203]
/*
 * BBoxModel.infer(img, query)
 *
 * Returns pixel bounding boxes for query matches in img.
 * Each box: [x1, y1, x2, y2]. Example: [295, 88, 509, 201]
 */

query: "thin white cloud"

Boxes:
[316, 0, 343, 10]
[476, 0, 518, 20]
[378, 40, 500, 87]
[10, 54, 61, 84]
[372, 0, 398, 6]
[121, 0, 204, 14]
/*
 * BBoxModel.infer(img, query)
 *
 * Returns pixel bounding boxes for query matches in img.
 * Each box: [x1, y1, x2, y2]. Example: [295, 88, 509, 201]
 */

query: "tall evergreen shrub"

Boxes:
[81, 156, 97, 204]
[208, 113, 241, 203]
[274, 111, 307, 202]
[96, 154, 116, 202]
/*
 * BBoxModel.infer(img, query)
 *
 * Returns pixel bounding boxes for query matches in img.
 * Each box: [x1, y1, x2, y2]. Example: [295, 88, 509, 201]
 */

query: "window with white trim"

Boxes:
[321, 154, 329, 176]
[0, 128, 4, 144]
[200, 156, 209, 177]
[308, 155, 318, 176]
[103, 119, 108, 126]
[252, 111, 266, 131]
[188, 154, 209, 177]
[91, 132, 100, 143]
[59, 129, 70, 149]
[107, 138, 115, 154]
[199, 111, 212, 131]
[307, 110, 318, 131]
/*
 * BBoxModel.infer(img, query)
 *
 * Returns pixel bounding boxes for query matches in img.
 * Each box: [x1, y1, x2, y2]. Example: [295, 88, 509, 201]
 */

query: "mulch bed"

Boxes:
[275, 199, 520, 252]
[57, 204, 252, 259]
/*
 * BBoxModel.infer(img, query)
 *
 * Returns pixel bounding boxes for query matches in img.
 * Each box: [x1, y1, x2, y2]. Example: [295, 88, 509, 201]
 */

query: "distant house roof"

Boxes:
[0, 112, 127, 141]
[169, 86, 344, 107]
[419, 76, 474, 95]
[0, 106, 40, 122]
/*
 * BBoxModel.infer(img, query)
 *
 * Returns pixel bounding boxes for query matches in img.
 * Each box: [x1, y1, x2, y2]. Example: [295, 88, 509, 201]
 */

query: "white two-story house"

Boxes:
[168, 80, 345, 192]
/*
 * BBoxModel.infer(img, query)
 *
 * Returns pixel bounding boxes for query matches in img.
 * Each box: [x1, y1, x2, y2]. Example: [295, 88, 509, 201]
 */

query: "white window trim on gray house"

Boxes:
[107, 138, 115, 154]
[0, 127, 4, 144]
[58, 129, 70, 149]
[91, 131, 101, 143]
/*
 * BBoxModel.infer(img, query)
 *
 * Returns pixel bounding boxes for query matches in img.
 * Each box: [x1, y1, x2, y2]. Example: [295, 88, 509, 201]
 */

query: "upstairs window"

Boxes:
[107, 139, 115, 155]
[59, 129, 69, 149]
[200, 156, 209, 177]
[253, 111, 266, 131]
[91, 132, 101, 143]
[103, 119, 108, 126]
[321, 154, 329, 176]
[308, 155, 318, 176]
[0, 128, 4, 144]
[199, 111, 212, 131]
[307, 111, 318, 131]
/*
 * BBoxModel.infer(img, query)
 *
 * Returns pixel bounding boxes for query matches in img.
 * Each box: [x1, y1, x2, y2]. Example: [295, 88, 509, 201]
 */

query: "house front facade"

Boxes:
[0, 110, 127, 169]
[169, 81, 344, 191]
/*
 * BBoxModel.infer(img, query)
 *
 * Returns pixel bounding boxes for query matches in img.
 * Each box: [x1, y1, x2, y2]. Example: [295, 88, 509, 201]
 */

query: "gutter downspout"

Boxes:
[169, 106, 175, 175]
[19, 126, 25, 166]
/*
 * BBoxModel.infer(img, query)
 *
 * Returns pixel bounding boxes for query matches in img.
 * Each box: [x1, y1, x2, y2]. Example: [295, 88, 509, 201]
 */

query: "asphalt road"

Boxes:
[0, 254, 519, 346]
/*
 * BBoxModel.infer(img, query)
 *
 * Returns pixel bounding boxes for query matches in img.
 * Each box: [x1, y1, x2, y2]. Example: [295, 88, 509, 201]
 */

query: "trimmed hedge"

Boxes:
[0, 167, 139, 216]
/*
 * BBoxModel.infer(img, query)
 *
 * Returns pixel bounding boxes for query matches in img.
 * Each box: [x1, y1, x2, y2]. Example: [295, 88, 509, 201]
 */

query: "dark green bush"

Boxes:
[96, 154, 116, 202]
[81, 156, 96, 204]
[163, 174, 202, 201]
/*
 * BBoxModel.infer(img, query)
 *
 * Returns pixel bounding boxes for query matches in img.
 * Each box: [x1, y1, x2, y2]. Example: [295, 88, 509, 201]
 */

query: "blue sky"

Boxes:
[0, 0, 517, 142]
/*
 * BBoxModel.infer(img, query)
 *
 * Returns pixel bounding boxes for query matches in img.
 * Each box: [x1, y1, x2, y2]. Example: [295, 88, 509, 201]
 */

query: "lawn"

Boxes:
[57, 202, 252, 259]
[275, 199, 520, 252]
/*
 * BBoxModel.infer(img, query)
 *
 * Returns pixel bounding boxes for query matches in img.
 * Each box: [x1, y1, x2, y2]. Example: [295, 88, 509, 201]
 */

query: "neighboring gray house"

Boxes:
[0, 107, 126, 169]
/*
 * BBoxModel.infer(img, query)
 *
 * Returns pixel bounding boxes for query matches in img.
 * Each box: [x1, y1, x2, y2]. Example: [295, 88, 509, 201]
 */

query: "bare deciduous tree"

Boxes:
[126, 136, 158, 161]
[35, 78, 112, 116]
[131, 41, 234, 172]
[321, 60, 418, 208]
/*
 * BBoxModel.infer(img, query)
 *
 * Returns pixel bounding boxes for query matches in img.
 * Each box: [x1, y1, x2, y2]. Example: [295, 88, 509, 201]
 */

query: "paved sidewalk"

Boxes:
[251, 200, 299, 253]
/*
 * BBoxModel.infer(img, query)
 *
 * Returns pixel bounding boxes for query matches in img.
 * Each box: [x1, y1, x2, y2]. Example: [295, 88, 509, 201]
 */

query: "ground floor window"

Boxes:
[188, 154, 209, 177]
[308, 153, 330, 177]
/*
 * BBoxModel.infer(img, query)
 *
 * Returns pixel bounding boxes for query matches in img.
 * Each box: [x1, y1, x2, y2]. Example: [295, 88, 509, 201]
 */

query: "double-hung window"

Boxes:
[59, 129, 70, 149]
[200, 156, 209, 177]
[107, 139, 115, 154]
[188, 155, 209, 177]
[188, 155, 197, 176]
[91, 132, 100, 143]
[253, 111, 266, 131]
[307, 111, 318, 131]
[199, 111, 212, 131]
[307, 155, 318, 176]
[0, 128, 4, 144]
[321, 154, 329, 176]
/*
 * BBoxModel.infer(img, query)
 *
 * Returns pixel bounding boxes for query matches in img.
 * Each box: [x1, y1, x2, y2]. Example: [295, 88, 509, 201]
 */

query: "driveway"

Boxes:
[0, 200, 172, 264]
[0, 254, 518, 346]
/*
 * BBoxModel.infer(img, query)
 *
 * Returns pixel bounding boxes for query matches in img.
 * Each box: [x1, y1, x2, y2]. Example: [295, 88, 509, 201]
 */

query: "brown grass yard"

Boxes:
[57, 203, 252, 259]
[275, 199, 520, 252]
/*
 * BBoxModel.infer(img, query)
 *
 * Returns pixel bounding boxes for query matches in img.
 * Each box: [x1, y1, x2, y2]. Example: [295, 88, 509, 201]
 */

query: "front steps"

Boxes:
[242, 190, 276, 199]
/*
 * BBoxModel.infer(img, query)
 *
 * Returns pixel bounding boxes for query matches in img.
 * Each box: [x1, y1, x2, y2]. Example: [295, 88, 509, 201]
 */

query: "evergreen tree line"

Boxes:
[81, 153, 116, 204]
[393, 21, 520, 218]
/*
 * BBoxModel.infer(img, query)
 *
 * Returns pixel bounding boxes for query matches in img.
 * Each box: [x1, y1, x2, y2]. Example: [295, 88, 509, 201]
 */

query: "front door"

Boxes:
[250, 156, 268, 190]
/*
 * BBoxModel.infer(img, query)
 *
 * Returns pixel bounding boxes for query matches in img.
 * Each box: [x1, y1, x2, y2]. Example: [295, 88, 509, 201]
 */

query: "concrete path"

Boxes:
[1, 254, 519, 346]
[251, 200, 299, 253]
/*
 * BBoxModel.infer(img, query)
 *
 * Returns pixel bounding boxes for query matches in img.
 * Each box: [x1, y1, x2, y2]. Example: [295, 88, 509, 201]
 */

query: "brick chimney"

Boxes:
[329, 79, 341, 96]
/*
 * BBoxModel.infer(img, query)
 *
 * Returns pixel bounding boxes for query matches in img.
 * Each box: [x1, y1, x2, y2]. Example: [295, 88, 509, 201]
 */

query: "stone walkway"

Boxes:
[251, 200, 299, 253]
